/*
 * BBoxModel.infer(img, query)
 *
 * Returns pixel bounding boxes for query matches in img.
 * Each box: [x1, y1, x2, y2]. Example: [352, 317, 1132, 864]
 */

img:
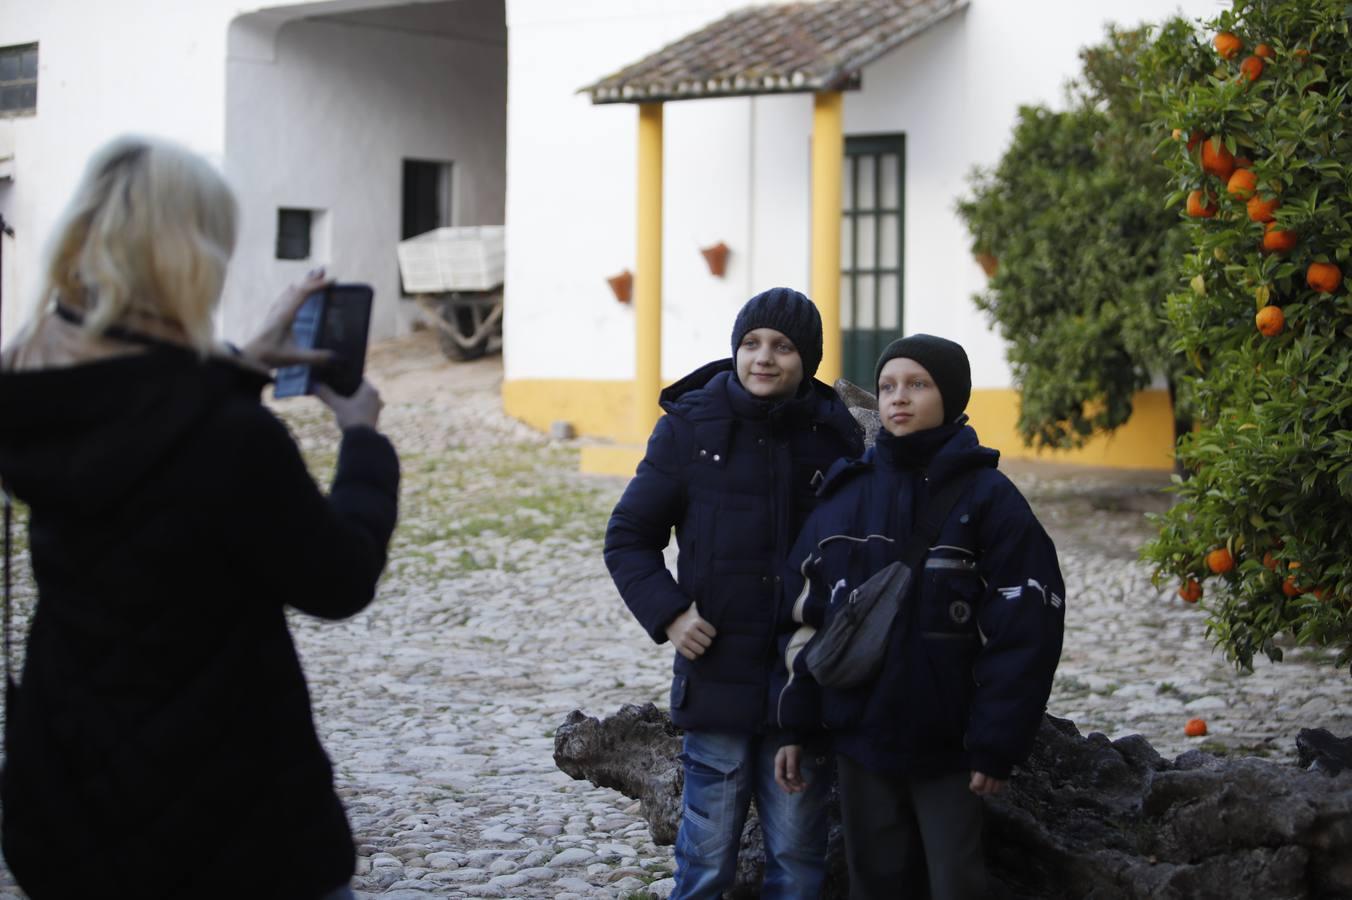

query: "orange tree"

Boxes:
[957, 25, 1195, 449]
[1141, 0, 1352, 671]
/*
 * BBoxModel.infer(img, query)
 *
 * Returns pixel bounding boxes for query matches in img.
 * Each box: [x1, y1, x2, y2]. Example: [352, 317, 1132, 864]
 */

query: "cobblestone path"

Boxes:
[1, 330, 1347, 898]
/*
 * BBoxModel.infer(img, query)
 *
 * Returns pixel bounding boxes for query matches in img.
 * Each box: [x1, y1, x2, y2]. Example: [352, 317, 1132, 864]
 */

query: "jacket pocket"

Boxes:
[670, 674, 688, 710]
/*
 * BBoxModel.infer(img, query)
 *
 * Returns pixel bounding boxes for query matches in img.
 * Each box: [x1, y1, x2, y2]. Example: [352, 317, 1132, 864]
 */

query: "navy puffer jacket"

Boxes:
[772, 425, 1064, 778]
[605, 360, 862, 733]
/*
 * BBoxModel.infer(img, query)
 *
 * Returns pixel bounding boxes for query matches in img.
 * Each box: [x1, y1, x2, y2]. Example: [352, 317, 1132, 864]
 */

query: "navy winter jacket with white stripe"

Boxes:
[604, 360, 862, 733]
[772, 423, 1064, 778]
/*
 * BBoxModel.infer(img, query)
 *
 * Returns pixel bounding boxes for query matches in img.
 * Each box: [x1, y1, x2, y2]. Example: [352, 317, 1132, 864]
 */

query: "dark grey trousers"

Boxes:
[836, 755, 988, 900]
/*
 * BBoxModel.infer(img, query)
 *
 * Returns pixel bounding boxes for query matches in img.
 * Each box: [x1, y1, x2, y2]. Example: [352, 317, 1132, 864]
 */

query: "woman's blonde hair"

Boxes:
[41, 135, 238, 355]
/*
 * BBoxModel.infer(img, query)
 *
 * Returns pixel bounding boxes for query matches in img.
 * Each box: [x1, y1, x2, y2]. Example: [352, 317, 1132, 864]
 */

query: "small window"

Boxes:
[402, 159, 453, 240]
[276, 208, 312, 260]
[0, 44, 38, 116]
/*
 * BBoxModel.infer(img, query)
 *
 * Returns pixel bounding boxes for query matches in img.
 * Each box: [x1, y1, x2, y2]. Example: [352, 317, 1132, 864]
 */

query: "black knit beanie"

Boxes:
[874, 334, 971, 423]
[730, 287, 823, 381]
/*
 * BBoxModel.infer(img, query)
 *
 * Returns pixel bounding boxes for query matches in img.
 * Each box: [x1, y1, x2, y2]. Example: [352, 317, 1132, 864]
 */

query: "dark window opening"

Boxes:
[402, 159, 452, 241]
[0, 44, 38, 116]
[276, 208, 312, 260]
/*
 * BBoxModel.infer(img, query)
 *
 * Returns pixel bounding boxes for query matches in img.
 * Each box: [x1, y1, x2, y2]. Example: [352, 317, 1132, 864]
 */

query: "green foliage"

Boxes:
[1140, 0, 1352, 672]
[957, 25, 1193, 449]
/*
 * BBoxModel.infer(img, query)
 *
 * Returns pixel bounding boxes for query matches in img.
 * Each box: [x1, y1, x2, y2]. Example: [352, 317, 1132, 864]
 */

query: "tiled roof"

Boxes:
[582, 0, 967, 104]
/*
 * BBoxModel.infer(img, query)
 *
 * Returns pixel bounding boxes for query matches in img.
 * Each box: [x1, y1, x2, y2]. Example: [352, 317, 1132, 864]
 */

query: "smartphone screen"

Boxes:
[273, 283, 374, 399]
[273, 293, 325, 399]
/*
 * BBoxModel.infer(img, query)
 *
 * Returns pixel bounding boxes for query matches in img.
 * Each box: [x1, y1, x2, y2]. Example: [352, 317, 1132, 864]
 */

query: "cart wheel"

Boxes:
[437, 298, 489, 361]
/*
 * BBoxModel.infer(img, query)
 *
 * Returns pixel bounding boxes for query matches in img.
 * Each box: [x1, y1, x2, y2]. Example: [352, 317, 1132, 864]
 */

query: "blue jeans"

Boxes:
[672, 731, 829, 900]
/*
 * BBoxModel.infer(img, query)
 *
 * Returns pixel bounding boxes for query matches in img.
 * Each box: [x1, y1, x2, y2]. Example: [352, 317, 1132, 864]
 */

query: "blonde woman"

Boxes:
[0, 136, 398, 900]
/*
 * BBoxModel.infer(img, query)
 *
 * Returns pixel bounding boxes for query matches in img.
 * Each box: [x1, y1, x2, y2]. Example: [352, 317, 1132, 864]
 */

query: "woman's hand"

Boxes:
[775, 745, 809, 793]
[969, 771, 1006, 796]
[240, 268, 336, 370]
[664, 603, 716, 660]
[314, 380, 383, 431]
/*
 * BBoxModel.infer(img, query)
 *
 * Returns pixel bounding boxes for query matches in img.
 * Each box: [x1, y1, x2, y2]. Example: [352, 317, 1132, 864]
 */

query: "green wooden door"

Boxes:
[841, 134, 905, 390]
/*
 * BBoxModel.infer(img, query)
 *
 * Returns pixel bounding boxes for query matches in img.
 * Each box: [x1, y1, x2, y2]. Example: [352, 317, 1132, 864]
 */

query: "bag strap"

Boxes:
[897, 468, 981, 574]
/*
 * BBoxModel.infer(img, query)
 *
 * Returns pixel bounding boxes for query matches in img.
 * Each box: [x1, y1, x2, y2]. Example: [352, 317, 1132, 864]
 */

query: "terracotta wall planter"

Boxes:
[608, 270, 633, 304]
[700, 241, 730, 278]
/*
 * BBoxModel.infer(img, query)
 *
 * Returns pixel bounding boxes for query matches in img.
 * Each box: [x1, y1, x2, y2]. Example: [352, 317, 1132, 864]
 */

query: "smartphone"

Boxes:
[273, 283, 374, 399]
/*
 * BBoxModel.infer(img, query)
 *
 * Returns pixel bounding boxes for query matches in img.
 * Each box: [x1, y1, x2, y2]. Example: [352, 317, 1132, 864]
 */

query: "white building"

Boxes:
[0, 0, 1224, 470]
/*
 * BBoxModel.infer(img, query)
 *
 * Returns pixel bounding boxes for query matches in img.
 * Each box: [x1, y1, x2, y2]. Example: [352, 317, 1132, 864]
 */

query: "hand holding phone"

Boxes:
[274, 284, 374, 399]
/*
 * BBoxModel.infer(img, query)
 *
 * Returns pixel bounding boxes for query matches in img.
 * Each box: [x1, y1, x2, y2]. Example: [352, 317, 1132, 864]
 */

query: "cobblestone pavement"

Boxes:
[1, 330, 1348, 899]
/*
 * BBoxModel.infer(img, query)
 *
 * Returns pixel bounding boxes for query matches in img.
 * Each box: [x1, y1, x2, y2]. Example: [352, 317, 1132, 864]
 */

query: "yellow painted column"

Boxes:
[810, 90, 844, 384]
[635, 102, 664, 439]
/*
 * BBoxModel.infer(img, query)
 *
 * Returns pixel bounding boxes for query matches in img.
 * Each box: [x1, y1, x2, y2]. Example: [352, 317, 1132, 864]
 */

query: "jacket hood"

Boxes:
[659, 358, 860, 442]
[819, 423, 998, 496]
[0, 348, 269, 516]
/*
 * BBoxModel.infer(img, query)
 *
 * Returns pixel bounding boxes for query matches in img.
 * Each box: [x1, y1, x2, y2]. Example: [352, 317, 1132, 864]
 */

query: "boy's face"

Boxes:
[878, 357, 945, 437]
[735, 327, 804, 401]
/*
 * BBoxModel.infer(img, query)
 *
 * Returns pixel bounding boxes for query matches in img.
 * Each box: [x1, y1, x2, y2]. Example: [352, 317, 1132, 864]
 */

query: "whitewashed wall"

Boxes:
[223, 14, 506, 341]
[0, 0, 505, 346]
[0, 0, 240, 340]
[502, 0, 1226, 387]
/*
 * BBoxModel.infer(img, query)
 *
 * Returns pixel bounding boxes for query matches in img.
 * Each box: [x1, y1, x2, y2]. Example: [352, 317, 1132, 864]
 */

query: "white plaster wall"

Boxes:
[0, 0, 242, 341]
[503, 0, 792, 382]
[503, 0, 1227, 387]
[842, 0, 1226, 388]
[0, 0, 504, 346]
[223, 15, 507, 341]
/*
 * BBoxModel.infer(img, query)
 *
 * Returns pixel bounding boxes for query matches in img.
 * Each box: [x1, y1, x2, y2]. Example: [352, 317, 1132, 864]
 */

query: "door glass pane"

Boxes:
[857, 156, 876, 211]
[856, 212, 876, 269]
[855, 275, 876, 328]
[842, 157, 855, 212]
[841, 216, 854, 271]
[0, 55, 16, 82]
[880, 154, 900, 209]
[879, 274, 901, 330]
[840, 276, 854, 329]
[21, 48, 37, 79]
[879, 214, 899, 269]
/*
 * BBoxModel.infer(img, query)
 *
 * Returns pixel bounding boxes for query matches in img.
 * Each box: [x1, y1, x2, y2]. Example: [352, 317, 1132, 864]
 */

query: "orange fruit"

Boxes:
[1185, 718, 1208, 737]
[1262, 551, 1279, 571]
[1234, 156, 1254, 169]
[1239, 55, 1264, 82]
[1306, 261, 1341, 294]
[1206, 547, 1235, 574]
[1262, 223, 1297, 253]
[1247, 194, 1279, 222]
[1254, 43, 1275, 59]
[1255, 305, 1284, 336]
[1178, 579, 1203, 603]
[1313, 586, 1331, 603]
[1227, 169, 1258, 200]
[1201, 138, 1235, 180]
[1282, 576, 1304, 597]
[1186, 190, 1218, 218]
[1186, 130, 1204, 153]
[1214, 32, 1243, 59]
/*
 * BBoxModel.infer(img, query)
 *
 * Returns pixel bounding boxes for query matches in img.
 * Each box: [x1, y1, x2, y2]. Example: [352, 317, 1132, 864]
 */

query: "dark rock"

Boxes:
[553, 704, 683, 844]
[554, 706, 1352, 899]
[1297, 727, 1352, 776]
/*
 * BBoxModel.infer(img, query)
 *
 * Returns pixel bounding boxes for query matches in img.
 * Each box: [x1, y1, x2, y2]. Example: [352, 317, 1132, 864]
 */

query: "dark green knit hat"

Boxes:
[874, 334, 971, 423]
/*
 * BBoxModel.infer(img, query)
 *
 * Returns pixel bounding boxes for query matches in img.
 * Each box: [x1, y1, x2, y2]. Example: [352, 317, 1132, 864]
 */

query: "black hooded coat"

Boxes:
[0, 345, 399, 899]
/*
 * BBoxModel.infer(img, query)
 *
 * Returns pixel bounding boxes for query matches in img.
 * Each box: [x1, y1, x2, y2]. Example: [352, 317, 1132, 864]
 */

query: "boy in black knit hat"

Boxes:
[773, 334, 1065, 900]
[606, 288, 862, 899]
